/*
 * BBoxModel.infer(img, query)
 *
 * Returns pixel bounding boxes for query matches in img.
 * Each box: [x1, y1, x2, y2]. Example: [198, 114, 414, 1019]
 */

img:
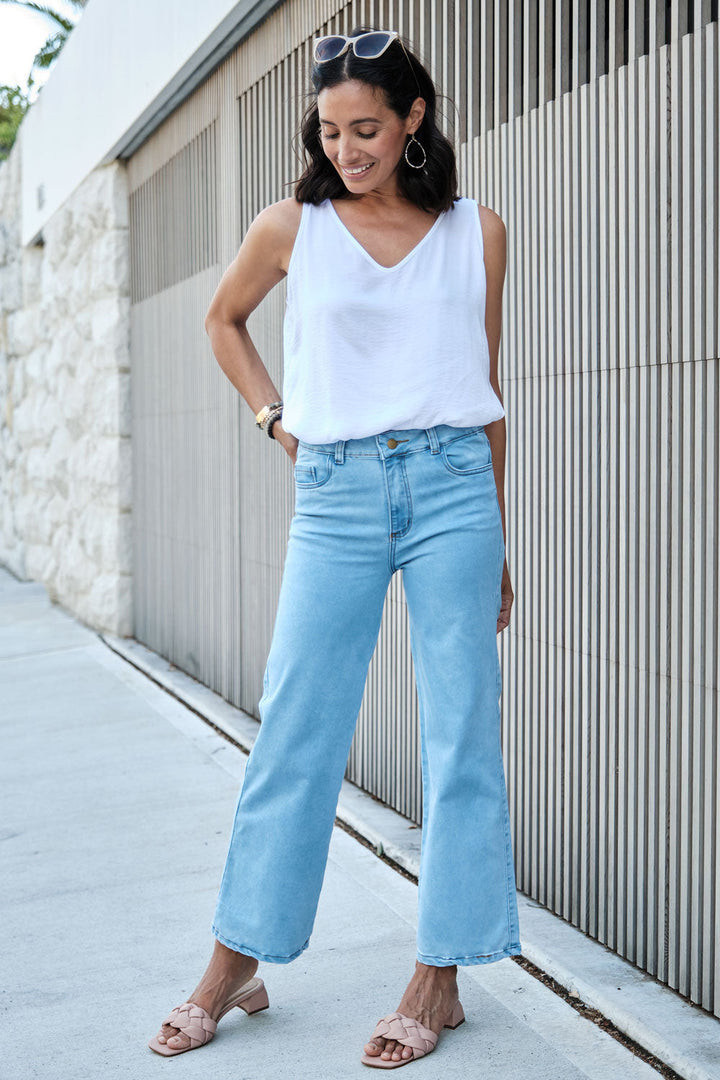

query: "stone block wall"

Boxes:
[0, 136, 132, 635]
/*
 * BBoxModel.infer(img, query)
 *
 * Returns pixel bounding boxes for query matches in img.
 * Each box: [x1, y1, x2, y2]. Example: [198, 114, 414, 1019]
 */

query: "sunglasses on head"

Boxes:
[312, 30, 424, 99]
[313, 30, 400, 63]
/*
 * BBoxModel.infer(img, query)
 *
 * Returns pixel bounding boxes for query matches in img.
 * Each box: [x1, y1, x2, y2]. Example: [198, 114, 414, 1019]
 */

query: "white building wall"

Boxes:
[20, 0, 274, 245]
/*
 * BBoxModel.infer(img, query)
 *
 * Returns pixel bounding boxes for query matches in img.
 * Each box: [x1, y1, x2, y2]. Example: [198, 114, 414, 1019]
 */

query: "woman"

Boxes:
[149, 27, 521, 1070]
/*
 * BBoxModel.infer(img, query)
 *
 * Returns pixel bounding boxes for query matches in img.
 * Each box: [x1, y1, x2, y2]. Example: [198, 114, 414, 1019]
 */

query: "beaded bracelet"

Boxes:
[266, 407, 284, 440]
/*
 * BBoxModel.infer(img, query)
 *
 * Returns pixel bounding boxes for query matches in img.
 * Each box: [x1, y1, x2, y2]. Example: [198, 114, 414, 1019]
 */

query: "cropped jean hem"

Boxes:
[211, 924, 309, 965]
[416, 942, 523, 967]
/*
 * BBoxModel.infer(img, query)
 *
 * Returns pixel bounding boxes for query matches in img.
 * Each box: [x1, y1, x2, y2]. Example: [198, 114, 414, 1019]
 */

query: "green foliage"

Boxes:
[32, 29, 66, 69]
[0, 84, 30, 160]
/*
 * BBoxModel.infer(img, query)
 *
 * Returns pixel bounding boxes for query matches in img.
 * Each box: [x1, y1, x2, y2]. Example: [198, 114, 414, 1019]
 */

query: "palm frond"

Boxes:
[32, 30, 66, 69]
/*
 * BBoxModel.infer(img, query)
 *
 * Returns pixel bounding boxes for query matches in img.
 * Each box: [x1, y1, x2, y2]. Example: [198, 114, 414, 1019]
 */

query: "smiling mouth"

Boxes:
[340, 163, 374, 176]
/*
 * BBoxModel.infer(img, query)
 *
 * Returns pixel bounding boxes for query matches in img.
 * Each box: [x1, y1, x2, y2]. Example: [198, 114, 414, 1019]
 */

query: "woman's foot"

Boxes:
[363, 961, 460, 1064]
[154, 941, 259, 1053]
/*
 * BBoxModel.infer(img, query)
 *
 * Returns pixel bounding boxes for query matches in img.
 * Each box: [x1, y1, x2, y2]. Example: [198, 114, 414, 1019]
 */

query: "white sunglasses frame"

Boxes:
[312, 30, 400, 64]
[312, 30, 424, 101]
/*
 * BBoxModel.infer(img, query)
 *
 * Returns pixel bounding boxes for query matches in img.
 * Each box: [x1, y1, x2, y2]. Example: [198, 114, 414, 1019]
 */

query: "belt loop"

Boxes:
[426, 427, 441, 454]
[334, 440, 346, 464]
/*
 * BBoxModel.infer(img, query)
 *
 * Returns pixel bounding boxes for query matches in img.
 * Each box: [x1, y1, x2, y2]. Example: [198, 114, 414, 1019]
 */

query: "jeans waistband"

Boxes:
[298, 424, 486, 463]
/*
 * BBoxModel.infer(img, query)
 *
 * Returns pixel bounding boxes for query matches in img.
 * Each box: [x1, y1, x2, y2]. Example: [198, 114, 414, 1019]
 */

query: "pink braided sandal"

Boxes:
[361, 999, 465, 1069]
[148, 976, 269, 1057]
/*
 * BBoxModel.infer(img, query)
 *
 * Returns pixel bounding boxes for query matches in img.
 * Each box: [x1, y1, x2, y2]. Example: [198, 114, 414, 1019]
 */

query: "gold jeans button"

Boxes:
[387, 438, 398, 449]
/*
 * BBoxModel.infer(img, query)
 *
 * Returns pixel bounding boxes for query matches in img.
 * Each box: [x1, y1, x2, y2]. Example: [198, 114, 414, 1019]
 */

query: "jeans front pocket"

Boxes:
[293, 449, 334, 489]
[440, 429, 494, 476]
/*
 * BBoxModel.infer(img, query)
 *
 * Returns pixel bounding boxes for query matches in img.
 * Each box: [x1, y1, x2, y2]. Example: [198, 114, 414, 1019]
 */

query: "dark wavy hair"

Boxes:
[294, 27, 458, 213]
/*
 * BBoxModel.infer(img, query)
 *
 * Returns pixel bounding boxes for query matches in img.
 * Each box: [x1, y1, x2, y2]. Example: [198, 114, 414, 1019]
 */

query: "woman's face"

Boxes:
[317, 80, 424, 196]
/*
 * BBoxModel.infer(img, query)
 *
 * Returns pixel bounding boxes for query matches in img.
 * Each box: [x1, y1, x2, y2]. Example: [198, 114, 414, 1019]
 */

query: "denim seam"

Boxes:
[496, 524, 505, 618]
[389, 458, 413, 541]
[416, 943, 522, 966]
[378, 456, 397, 574]
[211, 924, 310, 964]
[497, 738, 519, 943]
[212, 767, 253, 912]
[440, 458, 494, 477]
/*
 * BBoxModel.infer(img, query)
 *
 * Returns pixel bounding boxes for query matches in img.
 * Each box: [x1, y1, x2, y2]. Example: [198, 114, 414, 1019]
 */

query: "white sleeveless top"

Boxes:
[281, 196, 505, 443]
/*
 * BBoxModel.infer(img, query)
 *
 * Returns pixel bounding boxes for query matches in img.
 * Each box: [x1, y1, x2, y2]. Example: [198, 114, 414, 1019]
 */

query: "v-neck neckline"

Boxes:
[327, 200, 445, 272]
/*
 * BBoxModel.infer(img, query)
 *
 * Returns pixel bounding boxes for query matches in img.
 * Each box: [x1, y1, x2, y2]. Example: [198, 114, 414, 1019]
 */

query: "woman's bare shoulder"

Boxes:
[475, 204, 507, 281]
[475, 204, 506, 250]
[248, 198, 303, 269]
[256, 196, 304, 229]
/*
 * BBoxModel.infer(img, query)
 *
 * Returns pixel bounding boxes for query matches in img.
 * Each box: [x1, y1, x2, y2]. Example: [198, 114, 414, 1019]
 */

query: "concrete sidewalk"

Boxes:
[0, 568, 704, 1079]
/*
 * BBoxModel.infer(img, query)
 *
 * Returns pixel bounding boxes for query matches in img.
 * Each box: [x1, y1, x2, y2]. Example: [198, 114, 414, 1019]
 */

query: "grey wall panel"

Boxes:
[462, 20, 717, 1009]
[130, 268, 239, 694]
[127, 1, 720, 1016]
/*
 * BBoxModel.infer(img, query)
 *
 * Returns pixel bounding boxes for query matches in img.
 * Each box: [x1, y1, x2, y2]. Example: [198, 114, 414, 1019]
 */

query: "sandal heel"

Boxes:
[238, 982, 269, 1015]
[444, 1001, 465, 1030]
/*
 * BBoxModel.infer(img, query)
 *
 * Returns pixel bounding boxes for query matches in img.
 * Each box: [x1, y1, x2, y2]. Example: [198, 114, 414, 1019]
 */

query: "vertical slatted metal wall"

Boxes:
[127, 1, 720, 1015]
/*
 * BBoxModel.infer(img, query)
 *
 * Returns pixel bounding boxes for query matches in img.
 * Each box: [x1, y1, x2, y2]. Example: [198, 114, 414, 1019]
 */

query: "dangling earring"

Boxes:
[404, 133, 427, 170]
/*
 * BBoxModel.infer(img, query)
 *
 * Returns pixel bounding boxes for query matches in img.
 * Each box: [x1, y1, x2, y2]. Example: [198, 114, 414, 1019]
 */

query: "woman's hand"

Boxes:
[271, 421, 299, 464]
[497, 559, 513, 634]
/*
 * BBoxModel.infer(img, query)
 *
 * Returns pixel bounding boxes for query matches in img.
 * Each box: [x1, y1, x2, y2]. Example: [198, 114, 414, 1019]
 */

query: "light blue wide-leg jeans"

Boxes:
[212, 424, 522, 966]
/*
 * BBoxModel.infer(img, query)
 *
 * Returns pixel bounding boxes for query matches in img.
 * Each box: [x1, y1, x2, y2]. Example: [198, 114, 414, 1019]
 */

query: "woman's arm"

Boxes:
[205, 197, 302, 460]
[478, 204, 513, 631]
